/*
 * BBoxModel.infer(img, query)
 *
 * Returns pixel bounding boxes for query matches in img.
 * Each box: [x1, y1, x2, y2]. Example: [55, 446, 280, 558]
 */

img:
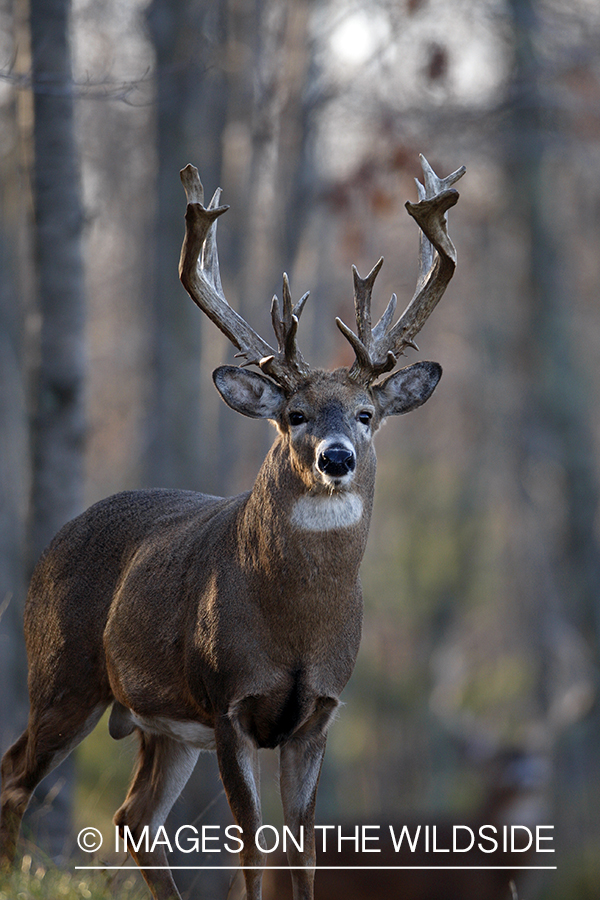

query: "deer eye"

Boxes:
[289, 411, 306, 427]
[357, 410, 373, 426]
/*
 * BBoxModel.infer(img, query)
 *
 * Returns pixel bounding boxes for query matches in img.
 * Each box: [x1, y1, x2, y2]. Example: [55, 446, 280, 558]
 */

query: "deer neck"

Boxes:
[239, 437, 375, 581]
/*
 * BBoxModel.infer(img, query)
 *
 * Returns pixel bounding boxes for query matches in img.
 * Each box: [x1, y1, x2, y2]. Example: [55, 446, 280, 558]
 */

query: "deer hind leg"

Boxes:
[114, 732, 200, 900]
[278, 698, 338, 900]
[0, 699, 107, 867]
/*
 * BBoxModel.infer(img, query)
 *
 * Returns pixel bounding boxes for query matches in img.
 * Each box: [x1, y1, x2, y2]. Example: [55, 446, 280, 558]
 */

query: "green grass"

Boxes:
[0, 853, 148, 900]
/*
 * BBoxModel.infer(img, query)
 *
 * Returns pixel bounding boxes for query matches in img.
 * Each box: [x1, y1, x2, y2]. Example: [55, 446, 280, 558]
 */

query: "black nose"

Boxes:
[317, 445, 356, 477]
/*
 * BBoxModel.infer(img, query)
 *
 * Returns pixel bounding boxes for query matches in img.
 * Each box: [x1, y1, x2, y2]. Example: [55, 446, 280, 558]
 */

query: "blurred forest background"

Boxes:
[1, 0, 600, 898]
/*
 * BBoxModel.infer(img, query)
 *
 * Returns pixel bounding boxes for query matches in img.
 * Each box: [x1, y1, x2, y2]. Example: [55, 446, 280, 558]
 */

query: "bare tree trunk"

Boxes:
[28, 0, 86, 570]
[24, 0, 86, 861]
[504, 0, 600, 852]
[0, 234, 28, 759]
[507, 0, 600, 662]
[0, 0, 29, 764]
[144, 0, 228, 494]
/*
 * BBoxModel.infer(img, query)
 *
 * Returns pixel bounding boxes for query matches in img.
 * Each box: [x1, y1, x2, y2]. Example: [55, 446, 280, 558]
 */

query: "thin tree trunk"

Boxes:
[144, 0, 228, 493]
[28, 0, 85, 568]
[25, 0, 86, 861]
[0, 0, 29, 763]
[0, 243, 28, 757]
[505, 0, 600, 850]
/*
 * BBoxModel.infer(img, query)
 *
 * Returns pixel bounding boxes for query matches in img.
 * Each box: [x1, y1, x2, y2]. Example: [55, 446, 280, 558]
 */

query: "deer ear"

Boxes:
[372, 361, 442, 418]
[213, 366, 286, 419]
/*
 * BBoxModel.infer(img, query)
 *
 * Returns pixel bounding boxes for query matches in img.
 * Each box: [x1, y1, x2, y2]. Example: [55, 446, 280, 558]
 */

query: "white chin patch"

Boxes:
[290, 493, 363, 532]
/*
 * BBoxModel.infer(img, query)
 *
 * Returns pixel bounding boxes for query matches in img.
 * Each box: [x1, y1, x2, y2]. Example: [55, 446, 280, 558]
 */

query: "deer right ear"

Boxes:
[213, 366, 286, 419]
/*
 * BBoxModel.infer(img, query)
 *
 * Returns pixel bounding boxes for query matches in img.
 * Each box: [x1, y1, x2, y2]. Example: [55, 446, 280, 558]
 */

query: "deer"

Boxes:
[0, 155, 464, 900]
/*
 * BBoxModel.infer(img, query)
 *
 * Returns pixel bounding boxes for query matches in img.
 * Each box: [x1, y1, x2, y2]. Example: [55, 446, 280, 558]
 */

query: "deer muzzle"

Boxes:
[316, 441, 356, 481]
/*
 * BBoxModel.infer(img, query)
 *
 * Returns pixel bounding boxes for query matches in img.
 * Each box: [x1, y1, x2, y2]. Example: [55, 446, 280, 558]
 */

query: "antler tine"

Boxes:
[353, 257, 382, 345]
[268, 274, 310, 380]
[201, 186, 225, 298]
[179, 165, 310, 392]
[338, 155, 465, 385]
[336, 257, 394, 381]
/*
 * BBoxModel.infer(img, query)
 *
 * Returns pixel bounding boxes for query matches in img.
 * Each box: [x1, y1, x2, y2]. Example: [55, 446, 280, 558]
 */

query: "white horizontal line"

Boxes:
[75, 865, 557, 871]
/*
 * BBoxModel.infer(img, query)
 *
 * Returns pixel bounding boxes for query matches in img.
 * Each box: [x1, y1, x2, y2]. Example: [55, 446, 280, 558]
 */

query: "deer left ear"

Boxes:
[372, 361, 442, 418]
[213, 365, 286, 419]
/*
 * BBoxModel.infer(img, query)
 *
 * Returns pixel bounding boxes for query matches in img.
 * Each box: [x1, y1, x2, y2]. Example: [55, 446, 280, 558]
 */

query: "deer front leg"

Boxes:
[214, 715, 263, 900]
[279, 698, 337, 900]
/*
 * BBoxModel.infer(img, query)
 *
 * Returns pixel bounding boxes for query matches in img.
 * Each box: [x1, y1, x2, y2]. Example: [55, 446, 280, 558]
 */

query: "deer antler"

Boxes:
[337, 155, 466, 385]
[179, 164, 310, 392]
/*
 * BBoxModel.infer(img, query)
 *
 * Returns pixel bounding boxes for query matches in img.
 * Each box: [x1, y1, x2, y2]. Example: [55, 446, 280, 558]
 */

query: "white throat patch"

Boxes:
[291, 493, 363, 532]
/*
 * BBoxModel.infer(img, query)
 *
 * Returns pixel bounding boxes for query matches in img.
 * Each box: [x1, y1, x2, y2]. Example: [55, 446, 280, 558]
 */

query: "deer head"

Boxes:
[179, 156, 465, 499]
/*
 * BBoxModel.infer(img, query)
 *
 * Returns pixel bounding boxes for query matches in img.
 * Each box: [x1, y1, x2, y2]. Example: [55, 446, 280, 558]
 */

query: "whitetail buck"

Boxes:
[0, 156, 464, 900]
